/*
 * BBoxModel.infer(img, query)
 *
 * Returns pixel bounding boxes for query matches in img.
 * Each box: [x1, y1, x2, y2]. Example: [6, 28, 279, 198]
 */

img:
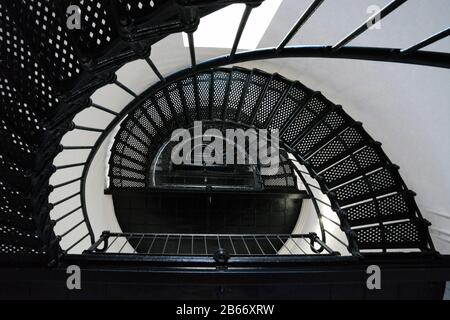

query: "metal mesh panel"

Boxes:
[254, 77, 289, 127]
[345, 200, 378, 226]
[262, 152, 297, 190]
[378, 192, 412, 219]
[112, 178, 146, 188]
[385, 221, 422, 246]
[0, 3, 60, 118]
[295, 109, 350, 157]
[66, 0, 115, 53]
[0, 120, 35, 168]
[223, 71, 248, 121]
[143, 99, 167, 134]
[309, 125, 369, 172]
[211, 71, 230, 120]
[154, 90, 177, 131]
[345, 192, 415, 227]
[111, 166, 146, 181]
[196, 73, 212, 119]
[0, 75, 46, 141]
[111, 154, 145, 172]
[355, 221, 425, 250]
[268, 84, 309, 130]
[0, 153, 31, 193]
[113, 141, 147, 167]
[167, 83, 188, 125]
[333, 167, 402, 205]
[4, 0, 81, 84]
[134, 109, 159, 140]
[124, 121, 151, 145]
[115, 0, 165, 19]
[181, 77, 198, 123]
[238, 72, 267, 124]
[322, 145, 386, 188]
[281, 95, 330, 145]
[0, 224, 41, 250]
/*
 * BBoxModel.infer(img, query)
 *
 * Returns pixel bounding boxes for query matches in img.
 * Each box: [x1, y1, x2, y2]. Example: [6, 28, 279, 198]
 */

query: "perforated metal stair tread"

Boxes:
[354, 220, 428, 250]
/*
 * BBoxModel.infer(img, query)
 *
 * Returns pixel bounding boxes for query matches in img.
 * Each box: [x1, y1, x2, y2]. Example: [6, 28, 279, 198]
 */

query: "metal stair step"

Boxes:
[293, 107, 353, 158]
[308, 123, 373, 173]
[223, 69, 251, 122]
[343, 191, 418, 227]
[234, 69, 262, 123]
[354, 220, 429, 251]
[321, 143, 389, 189]
[330, 165, 404, 207]
[253, 74, 291, 128]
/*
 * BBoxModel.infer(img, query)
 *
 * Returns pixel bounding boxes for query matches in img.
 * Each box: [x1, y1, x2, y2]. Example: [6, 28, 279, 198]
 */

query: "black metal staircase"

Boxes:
[1, 0, 450, 300]
[107, 67, 433, 254]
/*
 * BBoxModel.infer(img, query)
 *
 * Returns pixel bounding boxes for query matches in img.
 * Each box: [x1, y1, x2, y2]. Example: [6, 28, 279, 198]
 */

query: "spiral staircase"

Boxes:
[1, 0, 450, 299]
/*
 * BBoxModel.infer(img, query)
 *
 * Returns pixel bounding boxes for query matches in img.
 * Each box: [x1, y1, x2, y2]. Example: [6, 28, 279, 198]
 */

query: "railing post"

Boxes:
[230, 5, 254, 60]
[85, 231, 111, 253]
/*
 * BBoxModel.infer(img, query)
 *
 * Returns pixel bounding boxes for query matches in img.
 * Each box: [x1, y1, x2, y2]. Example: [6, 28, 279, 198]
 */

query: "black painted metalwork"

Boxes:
[188, 32, 197, 68]
[401, 27, 450, 55]
[0, 0, 448, 270]
[230, 5, 254, 59]
[276, 0, 325, 51]
[86, 232, 337, 256]
[105, 67, 433, 256]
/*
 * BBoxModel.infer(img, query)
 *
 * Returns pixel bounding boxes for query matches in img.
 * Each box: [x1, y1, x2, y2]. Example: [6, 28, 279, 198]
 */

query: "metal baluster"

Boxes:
[145, 56, 165, 82]
[73, 125, 104, 133]
[65, 234, 89, 253]
[52, 192, 81, 207]
[401, 27, 450, 55]
[332, 0, 408, 51]
[118, 235, 130, 253]
[266, 236, 279, 255]
[133, 235, 145, 254]
[60, 220, 85, 238]
[230, 5, 254, 60]
[277, 235, 293, 254]
[277, 0, 325, 51]
[187, 32, 196, 69]
[106, 236, 119, 253]
[229, 236, 237, 255]
[55, 162, 86, 170]
[253, 236, 265, 255]
[325, 229, 348, 247]
[55, 206, 82, 223]
[147, 235, 157, 254]
[52, 178, 82, 189]
[161, 235, 170, 255]
[114, 80, 137, 97]
[91, 103, 119, 116]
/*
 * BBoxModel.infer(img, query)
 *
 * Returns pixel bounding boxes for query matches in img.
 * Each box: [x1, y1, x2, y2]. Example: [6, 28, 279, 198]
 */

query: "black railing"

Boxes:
[39, 0, 449, 262]
[86, 232, 338, 258]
